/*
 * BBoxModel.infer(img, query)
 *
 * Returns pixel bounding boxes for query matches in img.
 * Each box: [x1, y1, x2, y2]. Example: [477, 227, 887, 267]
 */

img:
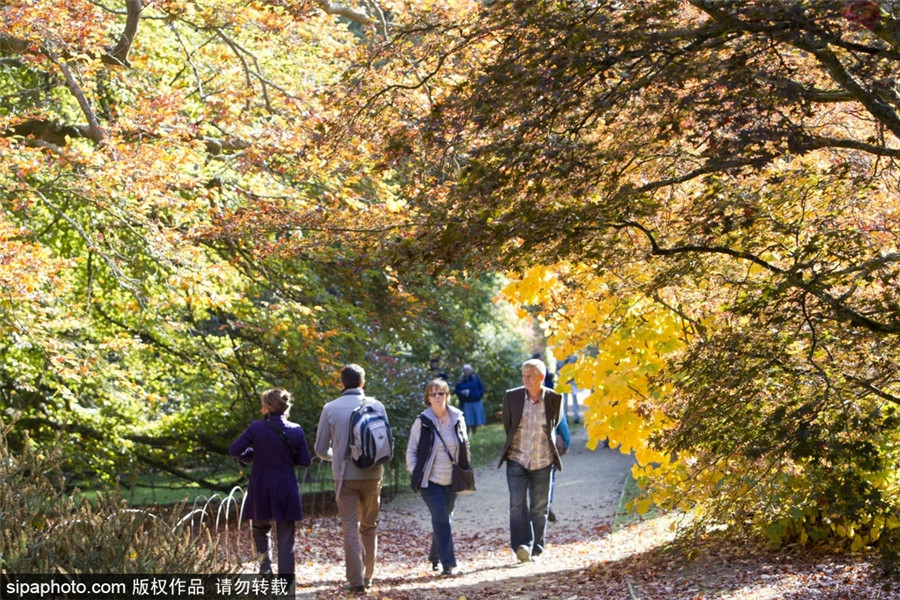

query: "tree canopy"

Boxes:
[0, 0, 529, 489]
[5, 0, 900, 565]
[362, 0, 900, 558]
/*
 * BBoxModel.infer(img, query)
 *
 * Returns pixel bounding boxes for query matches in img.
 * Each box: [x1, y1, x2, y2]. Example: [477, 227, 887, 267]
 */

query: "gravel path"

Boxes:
[291, 424, 635, 598]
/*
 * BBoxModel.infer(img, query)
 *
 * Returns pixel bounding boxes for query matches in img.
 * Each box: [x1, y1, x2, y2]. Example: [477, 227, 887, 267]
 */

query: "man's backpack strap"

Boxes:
[343, 397, 369, 463]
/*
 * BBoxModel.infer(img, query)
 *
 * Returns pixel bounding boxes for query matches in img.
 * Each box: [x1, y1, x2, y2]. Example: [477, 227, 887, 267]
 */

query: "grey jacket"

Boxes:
[314, 388, 387, 481]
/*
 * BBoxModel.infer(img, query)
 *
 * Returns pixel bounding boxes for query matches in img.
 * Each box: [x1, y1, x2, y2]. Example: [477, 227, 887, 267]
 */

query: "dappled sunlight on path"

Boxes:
[237, 424, 891, 599]
[286, 425, 635, 598]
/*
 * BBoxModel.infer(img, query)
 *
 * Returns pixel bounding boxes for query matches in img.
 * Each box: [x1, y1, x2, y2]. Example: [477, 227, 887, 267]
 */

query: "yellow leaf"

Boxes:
[636, 498, 652, 515]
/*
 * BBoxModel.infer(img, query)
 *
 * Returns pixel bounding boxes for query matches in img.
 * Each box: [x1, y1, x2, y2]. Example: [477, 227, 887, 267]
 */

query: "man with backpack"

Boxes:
[314, 364, 393, 593]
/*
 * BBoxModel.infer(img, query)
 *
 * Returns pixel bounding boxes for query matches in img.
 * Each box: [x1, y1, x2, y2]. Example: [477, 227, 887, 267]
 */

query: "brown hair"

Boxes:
[423, 378, 451, 407]
[261, 388, 292, 416]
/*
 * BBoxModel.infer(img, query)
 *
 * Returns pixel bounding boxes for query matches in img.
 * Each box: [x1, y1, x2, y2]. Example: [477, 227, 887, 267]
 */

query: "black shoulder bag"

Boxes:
[266, 419, 301, 463]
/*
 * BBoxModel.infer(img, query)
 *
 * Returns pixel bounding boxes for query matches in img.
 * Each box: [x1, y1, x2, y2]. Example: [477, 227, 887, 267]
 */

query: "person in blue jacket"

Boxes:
[453, 364, 486, 435]
[548, 415, 570, 523]
[230, 388, 312, 576]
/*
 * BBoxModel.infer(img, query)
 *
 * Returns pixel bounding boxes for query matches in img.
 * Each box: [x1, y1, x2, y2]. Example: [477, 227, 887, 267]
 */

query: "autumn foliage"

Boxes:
[0, 0, 526, 491]
[4, 0, 900, 573]
[361, 0, 900, 567]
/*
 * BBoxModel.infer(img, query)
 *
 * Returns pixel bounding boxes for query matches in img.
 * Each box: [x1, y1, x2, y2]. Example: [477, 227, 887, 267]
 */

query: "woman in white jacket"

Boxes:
[406, 378, 472, 576]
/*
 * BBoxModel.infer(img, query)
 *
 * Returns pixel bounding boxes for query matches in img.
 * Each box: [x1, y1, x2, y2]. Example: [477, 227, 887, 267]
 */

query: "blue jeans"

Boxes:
[549, 465, 558, 505]
[506, 460, 552, 556]
[420, 483, 457, 568]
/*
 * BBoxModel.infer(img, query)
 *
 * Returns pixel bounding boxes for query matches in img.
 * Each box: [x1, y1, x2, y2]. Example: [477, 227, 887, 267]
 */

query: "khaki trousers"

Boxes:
[335, 478, 382, 587]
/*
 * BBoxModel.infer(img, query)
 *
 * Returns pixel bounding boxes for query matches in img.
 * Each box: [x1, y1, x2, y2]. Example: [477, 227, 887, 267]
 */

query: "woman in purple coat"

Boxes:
[230, 388, 312, 575]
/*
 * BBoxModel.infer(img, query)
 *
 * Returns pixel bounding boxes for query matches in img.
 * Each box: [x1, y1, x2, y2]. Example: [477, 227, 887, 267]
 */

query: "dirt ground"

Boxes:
[289, 424, 635, 599]
[239, 418, 893, 599]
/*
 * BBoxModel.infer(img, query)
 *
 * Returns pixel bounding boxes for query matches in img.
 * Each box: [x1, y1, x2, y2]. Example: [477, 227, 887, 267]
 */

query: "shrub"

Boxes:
[0, 420, 232, 574]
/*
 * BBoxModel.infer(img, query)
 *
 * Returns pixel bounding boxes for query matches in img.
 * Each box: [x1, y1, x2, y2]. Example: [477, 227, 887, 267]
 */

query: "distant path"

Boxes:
[291, 424, 635, 598]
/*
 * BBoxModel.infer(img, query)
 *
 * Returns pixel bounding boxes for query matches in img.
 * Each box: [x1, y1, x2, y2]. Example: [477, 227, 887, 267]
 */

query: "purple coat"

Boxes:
[229, 414, 312, 522]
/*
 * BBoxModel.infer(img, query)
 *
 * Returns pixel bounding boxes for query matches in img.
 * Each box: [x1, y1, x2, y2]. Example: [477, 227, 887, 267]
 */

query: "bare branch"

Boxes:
[616, 220, 900, 334]
[317, 0, 372, 26]
[104, 0, 143, 67]
[214, 27, 272, 112]
[49, 56, 107, 144]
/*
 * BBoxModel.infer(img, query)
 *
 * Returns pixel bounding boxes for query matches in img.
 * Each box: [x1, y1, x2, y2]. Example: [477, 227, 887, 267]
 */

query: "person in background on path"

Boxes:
[498, 358, 563, 563]
[547, 415, 570, 523]
[229, 388, 312, 577]
[314, 364, 389, 593]
[453, 363, 486, 435]
[558, 354, 581, 424]
[532, 352, 554, 390]
[407, 378, 472, 576]
[428, 356, 449, 382]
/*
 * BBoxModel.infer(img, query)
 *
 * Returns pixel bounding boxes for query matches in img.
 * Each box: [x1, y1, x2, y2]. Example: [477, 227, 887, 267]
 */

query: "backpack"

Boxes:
[345, 400, 394, 468]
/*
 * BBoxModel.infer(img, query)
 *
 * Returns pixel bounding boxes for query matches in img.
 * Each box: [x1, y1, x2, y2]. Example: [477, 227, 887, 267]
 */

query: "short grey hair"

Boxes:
[521, 358, 547, 376]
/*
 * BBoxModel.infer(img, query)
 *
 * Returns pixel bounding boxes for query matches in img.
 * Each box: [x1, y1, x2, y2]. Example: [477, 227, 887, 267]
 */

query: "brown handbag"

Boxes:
[434, 424, 476, 495]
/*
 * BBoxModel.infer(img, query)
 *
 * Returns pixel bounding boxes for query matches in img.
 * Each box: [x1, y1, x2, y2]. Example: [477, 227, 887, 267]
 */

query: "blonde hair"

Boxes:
[423, 378, 450, 407]
[261, 388, 292, 416]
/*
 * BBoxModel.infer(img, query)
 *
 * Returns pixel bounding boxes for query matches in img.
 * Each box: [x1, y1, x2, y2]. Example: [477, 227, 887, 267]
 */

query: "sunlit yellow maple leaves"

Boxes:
[502, 263, 682, 471]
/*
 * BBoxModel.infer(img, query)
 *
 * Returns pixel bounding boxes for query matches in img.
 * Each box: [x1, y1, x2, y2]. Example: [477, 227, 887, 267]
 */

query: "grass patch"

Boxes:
[70, 468, 246, 507]
[613, 470, 642, 532]
[468, 422, 507, 468]
[612, 469, 668, 532]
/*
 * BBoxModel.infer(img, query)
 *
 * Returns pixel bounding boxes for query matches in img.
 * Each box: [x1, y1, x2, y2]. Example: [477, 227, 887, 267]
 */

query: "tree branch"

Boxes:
[2, 117, 249, 156]
[616, 220, 900, 334]
[316, 0, 372, 26]
[848, 377, 900, 406]
[688, 0, 900, 142]
[31, 187, 144, 304]
[213, 27, 271, 112]
[104, 0, 143, 67]
[3, 119, 91, 146]
[788, 133, 900, 157]
[49, 55, 107, 144]
[793, 38, 900, 141]
[137, 454, 240, 492]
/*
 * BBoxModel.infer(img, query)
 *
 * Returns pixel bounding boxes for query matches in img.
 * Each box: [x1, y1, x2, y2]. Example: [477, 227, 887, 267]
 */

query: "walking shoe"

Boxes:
[547, 509, 557, 522]
[441, 567, 455, 576]
[515, 545, 531, 563]
[344, 584, 365, 594]
[363, 578, 373, 588]
[431, 561, 439, 571]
